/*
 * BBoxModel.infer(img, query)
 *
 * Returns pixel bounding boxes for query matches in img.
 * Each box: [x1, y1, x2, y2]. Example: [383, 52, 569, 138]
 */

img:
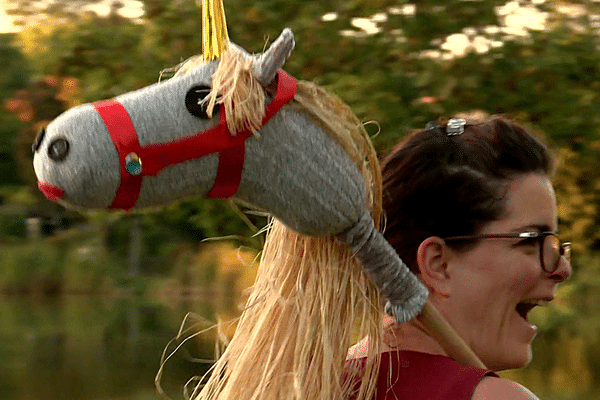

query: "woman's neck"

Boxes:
[381, 315, 448, 355]
[347, 315, 448, 359]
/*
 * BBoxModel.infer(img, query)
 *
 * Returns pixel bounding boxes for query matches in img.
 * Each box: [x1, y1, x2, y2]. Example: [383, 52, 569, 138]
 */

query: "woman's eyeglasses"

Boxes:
[443, 231, 571, 273]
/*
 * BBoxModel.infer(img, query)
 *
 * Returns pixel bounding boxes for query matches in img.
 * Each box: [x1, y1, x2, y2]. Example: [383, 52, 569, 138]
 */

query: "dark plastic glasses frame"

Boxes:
[443, 231, 571, 273]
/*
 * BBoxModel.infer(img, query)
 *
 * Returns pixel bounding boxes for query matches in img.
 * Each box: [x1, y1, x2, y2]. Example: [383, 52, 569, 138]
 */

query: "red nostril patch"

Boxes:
[38, 182, 64, 202]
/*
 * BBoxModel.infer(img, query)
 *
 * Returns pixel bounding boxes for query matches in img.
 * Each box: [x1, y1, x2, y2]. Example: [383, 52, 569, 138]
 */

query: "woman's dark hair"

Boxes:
[381, 116, 554, 273]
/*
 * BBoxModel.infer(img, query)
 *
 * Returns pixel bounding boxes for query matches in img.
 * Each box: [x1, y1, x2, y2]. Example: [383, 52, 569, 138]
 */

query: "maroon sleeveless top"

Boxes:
[345, 350, 498, 400]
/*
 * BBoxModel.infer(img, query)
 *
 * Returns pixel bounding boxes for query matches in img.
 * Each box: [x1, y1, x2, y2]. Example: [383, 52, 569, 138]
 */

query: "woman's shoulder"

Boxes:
[472, 377, 540, 400]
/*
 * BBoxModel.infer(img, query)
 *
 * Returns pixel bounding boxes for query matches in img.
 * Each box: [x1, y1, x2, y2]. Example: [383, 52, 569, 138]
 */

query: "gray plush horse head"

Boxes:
[33, 28, 362, 237]
[32, 28, 428, 323]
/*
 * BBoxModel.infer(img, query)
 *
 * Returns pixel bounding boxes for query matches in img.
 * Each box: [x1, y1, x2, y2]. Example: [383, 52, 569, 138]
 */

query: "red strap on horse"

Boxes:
[93, 70, 297, 211]
[93, 100, 143, 210]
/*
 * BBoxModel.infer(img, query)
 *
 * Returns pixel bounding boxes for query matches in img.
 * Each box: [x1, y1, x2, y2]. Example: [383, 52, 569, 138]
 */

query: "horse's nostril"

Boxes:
[47, 137, 70, 161]
[32, 127, 47, 153]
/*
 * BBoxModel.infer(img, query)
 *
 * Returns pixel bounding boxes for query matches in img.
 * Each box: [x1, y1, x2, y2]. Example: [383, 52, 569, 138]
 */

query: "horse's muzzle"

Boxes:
[38, 182, 64, 202]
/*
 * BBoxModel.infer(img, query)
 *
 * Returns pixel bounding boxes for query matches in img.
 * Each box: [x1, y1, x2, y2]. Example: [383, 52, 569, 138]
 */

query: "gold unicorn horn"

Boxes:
[202, 0, 230, 61]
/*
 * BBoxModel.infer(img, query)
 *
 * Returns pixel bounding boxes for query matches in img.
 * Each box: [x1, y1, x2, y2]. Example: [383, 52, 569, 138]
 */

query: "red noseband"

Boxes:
[92, 70, 297, 211]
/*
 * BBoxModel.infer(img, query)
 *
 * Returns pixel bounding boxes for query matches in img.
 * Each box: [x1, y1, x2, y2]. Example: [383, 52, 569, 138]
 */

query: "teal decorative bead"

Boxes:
[125, 153, 142, 175]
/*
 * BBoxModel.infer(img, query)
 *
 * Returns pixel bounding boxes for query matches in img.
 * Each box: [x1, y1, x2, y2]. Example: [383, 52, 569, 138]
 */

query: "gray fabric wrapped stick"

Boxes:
[337, 211, 428, 322]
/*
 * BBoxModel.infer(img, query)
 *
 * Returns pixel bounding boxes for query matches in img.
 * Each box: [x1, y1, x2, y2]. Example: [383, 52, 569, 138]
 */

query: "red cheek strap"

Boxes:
[93, 70, 297, 211]
[93, 100, 142, 210]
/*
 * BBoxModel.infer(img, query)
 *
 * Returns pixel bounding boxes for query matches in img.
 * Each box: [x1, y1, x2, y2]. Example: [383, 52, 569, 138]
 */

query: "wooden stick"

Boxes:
[416, 300, 487, 369]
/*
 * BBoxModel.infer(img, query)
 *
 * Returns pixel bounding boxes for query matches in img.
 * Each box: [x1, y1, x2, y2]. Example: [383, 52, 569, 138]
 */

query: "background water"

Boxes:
[0, 295, 227, 400]
[1, 293, 599, 400]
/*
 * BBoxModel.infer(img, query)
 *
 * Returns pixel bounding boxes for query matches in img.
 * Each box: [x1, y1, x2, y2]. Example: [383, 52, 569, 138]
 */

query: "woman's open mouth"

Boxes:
[515, 299, 550, 322]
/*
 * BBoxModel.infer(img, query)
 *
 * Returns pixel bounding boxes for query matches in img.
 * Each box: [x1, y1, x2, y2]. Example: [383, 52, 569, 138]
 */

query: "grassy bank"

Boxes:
[0, 223, 259, 299]
[0, 232, 118, 295]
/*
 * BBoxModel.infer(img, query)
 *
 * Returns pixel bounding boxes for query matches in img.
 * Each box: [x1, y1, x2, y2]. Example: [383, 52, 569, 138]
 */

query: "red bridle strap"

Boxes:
[93, 70, 297, 210]
[93, 100, 143, 210]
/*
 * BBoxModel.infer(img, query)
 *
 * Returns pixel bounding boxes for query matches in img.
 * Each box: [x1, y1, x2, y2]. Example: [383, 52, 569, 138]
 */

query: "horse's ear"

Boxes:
[254, 28, 295, 87]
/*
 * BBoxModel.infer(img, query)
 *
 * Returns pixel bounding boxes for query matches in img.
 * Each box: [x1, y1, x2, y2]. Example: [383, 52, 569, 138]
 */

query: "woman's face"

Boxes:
[442, 173, 571, 371]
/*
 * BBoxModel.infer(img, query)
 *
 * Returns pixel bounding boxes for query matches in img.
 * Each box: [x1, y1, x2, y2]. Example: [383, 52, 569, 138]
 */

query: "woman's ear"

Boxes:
[416, 237, 452, 296]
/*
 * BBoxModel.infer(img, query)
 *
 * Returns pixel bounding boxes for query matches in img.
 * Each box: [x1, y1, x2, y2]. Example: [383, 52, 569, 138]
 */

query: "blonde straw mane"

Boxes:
[173, 48, 265, 135]
[205, 49, 265, 135]
[177, 49, 384, 400]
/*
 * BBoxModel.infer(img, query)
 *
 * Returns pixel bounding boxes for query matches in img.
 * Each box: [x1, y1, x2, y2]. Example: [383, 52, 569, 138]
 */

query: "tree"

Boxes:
[0, 34, 30, 185]
[6, 0, 600, 249]
[5, 75, 77, 185]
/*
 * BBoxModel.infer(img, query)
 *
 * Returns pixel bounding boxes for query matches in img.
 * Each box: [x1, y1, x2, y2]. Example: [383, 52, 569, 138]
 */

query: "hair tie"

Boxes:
[446, 118, 466, 136]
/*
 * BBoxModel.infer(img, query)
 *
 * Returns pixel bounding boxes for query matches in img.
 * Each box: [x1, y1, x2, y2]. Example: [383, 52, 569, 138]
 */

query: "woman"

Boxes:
[346, 116, 572, 399]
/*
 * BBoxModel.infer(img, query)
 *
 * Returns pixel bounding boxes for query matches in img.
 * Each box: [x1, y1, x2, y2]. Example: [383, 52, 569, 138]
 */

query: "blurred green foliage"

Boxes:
[2, 0, 599, 299]
[0, 226, 120, 295]
[0, 34, 29, 185]
[3, 0, 599, 248]
[1, 4, 598, 252]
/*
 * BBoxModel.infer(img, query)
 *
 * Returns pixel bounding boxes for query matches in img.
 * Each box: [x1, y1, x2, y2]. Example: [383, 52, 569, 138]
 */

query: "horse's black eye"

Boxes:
[48, 137, 70, 162]
[185, 85, 212, 119]
[32, 127, 47, 153]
